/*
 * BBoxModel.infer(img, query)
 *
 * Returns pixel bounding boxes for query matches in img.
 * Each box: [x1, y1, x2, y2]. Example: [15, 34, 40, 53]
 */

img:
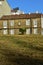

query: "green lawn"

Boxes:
[0, 35, 43, 65]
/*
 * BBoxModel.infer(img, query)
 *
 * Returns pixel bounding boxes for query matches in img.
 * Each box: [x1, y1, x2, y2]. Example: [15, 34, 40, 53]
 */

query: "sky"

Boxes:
[7, 0, 43, 13]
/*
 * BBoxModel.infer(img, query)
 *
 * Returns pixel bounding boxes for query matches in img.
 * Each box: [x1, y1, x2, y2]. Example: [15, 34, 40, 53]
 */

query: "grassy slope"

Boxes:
[0, 35, 43, 65]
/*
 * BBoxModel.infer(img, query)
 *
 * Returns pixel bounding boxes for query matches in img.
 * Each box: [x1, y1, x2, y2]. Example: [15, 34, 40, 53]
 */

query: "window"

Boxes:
[34, 28, 37, 34]
[26, 29, 30, 34]
[41, 18, 43, 28]
[10, 29, 14, 35]
[33, 19, 37, 27]
[3, 21, 7, 28]
[26, 19, 30, 25]
[9, 20, 14, 26]
[3, 30, 7, 35]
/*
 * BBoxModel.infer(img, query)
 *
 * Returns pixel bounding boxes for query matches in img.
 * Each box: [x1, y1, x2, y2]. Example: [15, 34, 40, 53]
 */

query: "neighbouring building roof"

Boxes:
[11, 7, 19, 12]
[0, 13, 41, 20]
[11, 7, 24, 15]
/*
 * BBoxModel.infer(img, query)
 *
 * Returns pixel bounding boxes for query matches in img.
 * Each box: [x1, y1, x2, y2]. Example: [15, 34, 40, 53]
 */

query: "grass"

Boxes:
[0, 35, 43, 65]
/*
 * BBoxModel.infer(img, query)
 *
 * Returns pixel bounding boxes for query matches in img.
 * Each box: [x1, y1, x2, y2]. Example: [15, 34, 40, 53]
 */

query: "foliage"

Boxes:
[19, 28, 26, 34]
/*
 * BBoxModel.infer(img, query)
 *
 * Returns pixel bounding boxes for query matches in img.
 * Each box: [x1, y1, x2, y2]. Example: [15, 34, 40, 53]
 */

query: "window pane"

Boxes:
[26, 19, 30, 25]
[10, 29, 14, 35]
[9, 20, 14, 26]
[33, 19, 37, 27]
[41, 18, 43, 28]
[26, 29, 30, 34]
[3, 21, 7, 28]
[3, 30, 7, 35]
[34, 28, 37, 34]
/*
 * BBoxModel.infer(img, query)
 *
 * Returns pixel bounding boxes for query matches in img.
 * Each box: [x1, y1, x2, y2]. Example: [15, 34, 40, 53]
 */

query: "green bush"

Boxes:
[19, 28, 26, 35]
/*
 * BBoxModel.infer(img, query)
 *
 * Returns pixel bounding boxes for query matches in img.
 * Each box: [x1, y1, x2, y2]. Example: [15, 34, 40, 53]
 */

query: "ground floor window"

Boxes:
[3, 29, 8, 35]
[26, 29, 30, 34]
[33, 28, 37, 34]
[9, 29, 14, 35]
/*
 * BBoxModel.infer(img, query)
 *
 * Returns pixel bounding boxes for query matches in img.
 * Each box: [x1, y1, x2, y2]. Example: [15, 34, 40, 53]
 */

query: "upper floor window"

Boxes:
[3, 20, 7, 28]
[9, 20, 14, 26]
[33, 19, 37, 27]
[26, 19, 30, 25]
[41, 18, 43, 28]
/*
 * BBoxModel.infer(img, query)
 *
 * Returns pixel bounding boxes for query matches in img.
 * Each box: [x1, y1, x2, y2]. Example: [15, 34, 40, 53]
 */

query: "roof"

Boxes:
[0, 13, 41, 20]
[11, 10, 18, 13]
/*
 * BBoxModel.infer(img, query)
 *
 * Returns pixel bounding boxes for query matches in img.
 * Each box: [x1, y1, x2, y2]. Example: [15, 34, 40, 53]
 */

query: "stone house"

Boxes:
[0, 0, 43, 35]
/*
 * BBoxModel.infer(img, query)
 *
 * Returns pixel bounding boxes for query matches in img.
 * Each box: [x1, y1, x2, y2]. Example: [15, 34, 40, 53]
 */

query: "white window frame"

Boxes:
[34, 28, 37, 34]
[26, 29, 30, 34]
[33, 19, 37, 27]
[3, 20, 7, 28]
[10, 29, 14, 35]
[9, 20, 14, 26]
[41, 18, 43, 28]
[26, 19, 30, 25]
[3, 30, 7, 35]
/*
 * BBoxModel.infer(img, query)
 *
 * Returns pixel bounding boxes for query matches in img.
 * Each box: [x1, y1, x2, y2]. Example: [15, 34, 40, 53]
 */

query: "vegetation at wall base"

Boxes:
[0, 35, 43, 65]
[19, 28, 26, 35]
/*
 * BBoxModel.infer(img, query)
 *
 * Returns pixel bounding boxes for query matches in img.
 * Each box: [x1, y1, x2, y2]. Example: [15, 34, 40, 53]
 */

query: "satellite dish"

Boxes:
[36, 11, 39, 13]
[29, 12, 31, 15]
